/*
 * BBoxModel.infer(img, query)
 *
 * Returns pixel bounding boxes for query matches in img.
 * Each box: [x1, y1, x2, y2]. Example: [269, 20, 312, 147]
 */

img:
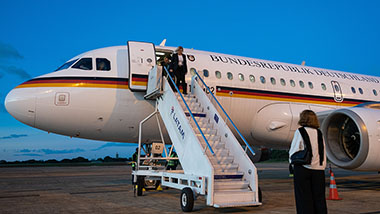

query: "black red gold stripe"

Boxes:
[131, 74, 148, 86]
[16, 76, 129, 89]
[14, 77, 372, 107]
[216, 86, 371, 107]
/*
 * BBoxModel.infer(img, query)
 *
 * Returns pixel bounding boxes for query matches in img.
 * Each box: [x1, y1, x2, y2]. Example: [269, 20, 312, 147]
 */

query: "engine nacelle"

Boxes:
[321, 105, 380, 171]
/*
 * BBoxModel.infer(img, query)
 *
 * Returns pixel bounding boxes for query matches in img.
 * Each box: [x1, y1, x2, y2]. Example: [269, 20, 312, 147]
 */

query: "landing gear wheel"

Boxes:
[258, 186, 263, 203]
[137, 176, 144, 196]
[180, 187, 194, 212]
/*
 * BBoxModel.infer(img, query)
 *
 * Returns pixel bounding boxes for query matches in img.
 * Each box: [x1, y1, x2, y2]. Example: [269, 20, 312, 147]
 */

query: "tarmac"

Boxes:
[0, 162, 379, 214]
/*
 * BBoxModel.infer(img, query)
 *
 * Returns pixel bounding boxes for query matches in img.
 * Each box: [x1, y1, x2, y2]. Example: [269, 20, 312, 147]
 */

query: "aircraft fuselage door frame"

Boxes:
[127, 41, 156, 91]
[331, 80, 343, 102]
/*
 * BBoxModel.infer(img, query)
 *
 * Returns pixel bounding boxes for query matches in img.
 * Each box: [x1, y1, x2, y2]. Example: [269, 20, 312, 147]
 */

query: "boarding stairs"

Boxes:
[136, 65, 261, 210]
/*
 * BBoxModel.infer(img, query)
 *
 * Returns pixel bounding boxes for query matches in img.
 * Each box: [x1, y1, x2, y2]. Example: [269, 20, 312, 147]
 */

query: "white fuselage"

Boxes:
[5, 45, 380, 149]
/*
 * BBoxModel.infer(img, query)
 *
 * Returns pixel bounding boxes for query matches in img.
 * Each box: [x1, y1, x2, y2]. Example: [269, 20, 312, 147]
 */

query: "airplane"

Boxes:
[4, 41, 380, 172]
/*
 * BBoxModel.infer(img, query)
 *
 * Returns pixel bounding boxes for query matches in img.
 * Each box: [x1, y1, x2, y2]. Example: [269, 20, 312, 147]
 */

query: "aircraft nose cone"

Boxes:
[5, 88, 36, 127]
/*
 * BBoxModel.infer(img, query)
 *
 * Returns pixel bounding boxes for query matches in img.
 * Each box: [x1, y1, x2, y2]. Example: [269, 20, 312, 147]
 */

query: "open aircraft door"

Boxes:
[128, 41, 156, 91]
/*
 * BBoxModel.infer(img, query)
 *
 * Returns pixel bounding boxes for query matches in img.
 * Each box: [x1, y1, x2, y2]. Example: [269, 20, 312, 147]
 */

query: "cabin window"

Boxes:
[321, 83, 327, 90]
[72, 58, 93, 70]
[351, 87, 356, 94]
[227, 72, 233, 80]
[215, 71, 221, 79]
[334, 85, 340, 92]
[238, 73, 244, 81]
[260, 76, 266, 84]
[270, 77, 276, 85]
[299, 80, 305, 88]
[373, 89, 378, 96]
[308, 81, 313, 89]
[359, 88, 363, 94]
[280, 78, 286, 86]
[203, 69, 209, 77]
[96, 58, 111, 71]
[290, 80, 296, 87]
[190, 68, 196, 76]
[55, 59, 78, 71]
[249, 75, 255, 83]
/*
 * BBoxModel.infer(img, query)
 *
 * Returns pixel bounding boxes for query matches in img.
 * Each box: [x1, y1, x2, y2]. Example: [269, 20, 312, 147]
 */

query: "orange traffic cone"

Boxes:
[327, 166, 342, 200]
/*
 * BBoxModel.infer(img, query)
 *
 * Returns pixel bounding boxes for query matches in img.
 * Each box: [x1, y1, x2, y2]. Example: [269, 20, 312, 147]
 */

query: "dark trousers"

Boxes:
[132, 165, 136, 184]
[293, 165, 327, 214]
[166, 165, 176, 170]
[175, 66, 187, 94]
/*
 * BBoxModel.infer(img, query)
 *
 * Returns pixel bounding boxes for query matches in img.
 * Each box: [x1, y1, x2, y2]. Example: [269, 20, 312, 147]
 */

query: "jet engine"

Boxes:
[321, 104, 380, 171]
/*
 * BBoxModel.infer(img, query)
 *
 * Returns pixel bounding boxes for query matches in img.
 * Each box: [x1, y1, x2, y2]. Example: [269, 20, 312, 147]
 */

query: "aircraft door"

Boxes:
[127, 41, 156, 91]
[331, 81, 343, 102]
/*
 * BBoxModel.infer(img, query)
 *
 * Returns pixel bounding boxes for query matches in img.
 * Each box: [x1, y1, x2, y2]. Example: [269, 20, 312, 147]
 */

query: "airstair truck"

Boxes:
[130, 41, 261, 212]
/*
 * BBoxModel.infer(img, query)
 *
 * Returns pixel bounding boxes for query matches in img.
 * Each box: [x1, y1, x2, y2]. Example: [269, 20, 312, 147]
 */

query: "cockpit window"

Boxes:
[96, 58, 111, 71]
[55, 59, 78, 71]
[72, 58, 93, 70]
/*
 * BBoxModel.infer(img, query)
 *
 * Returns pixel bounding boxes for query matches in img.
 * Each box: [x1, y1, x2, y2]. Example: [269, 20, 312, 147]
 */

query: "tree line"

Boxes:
[0, 156, 132, 165]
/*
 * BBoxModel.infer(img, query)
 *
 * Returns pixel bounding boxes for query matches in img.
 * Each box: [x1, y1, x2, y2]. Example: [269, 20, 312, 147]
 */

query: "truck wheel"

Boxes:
[137, 176, 144, 196]
[180, 187, 194, 212]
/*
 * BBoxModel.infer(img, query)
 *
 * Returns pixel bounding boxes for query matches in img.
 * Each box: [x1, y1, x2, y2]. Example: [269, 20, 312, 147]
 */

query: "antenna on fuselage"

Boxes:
[159, 39, 167, 46]
[301, 61, 306, 66]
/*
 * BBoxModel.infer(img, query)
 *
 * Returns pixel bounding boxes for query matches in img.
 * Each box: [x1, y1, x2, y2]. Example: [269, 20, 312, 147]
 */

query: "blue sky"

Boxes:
[1, 0, 379, 161]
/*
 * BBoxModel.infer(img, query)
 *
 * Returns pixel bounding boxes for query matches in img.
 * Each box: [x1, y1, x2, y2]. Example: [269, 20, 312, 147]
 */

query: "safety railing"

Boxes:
[193, 70, 255, 157]
[163, 66, 215, 156]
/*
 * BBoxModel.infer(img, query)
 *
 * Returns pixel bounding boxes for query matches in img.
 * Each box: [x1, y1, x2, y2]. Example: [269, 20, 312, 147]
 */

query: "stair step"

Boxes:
[178, 94, 196, 98]
[198, 141, 225, 156]
[214, 148, 228, 156]
[192, 106, 204, 112]
[209, 156, 234, 164]
[177, 95, 197, 103]
[185, 112, 206, 118]
[195, 117, 209, 124]
[197, 122, 212, 129]
[196, 134, 220, 142]
[180, 102, 203, 112]
[214, 189, 256, 204]
[204, 148, 228, 158]
[195, 128, 217, 136]
[213, 201, 261, 208]
[215, 168, 239, 173]
[189, 102, 201, 108]
[180, 99, 200, 106]
[214, 180, 249, 190]
[214, 163, 238, 171]
[212, 142, 225, 149]
[214, 172, 244, 180]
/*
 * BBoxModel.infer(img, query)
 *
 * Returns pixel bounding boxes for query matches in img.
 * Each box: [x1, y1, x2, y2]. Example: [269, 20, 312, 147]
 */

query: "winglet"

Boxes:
[159, 39, 167, 46]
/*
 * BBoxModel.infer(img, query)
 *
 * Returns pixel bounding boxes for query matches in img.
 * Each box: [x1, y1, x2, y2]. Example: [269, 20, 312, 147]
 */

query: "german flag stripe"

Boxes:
[216, 86, 371, 107]
[14, 77, 373, 107]
[131, 74, 148, 86]
[15, 76, 129, 89]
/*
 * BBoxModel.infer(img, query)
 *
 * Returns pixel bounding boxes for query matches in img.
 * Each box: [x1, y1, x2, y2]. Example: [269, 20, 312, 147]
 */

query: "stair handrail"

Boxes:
[162, 66, 215, 156]
[193, 70, 255, 157]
